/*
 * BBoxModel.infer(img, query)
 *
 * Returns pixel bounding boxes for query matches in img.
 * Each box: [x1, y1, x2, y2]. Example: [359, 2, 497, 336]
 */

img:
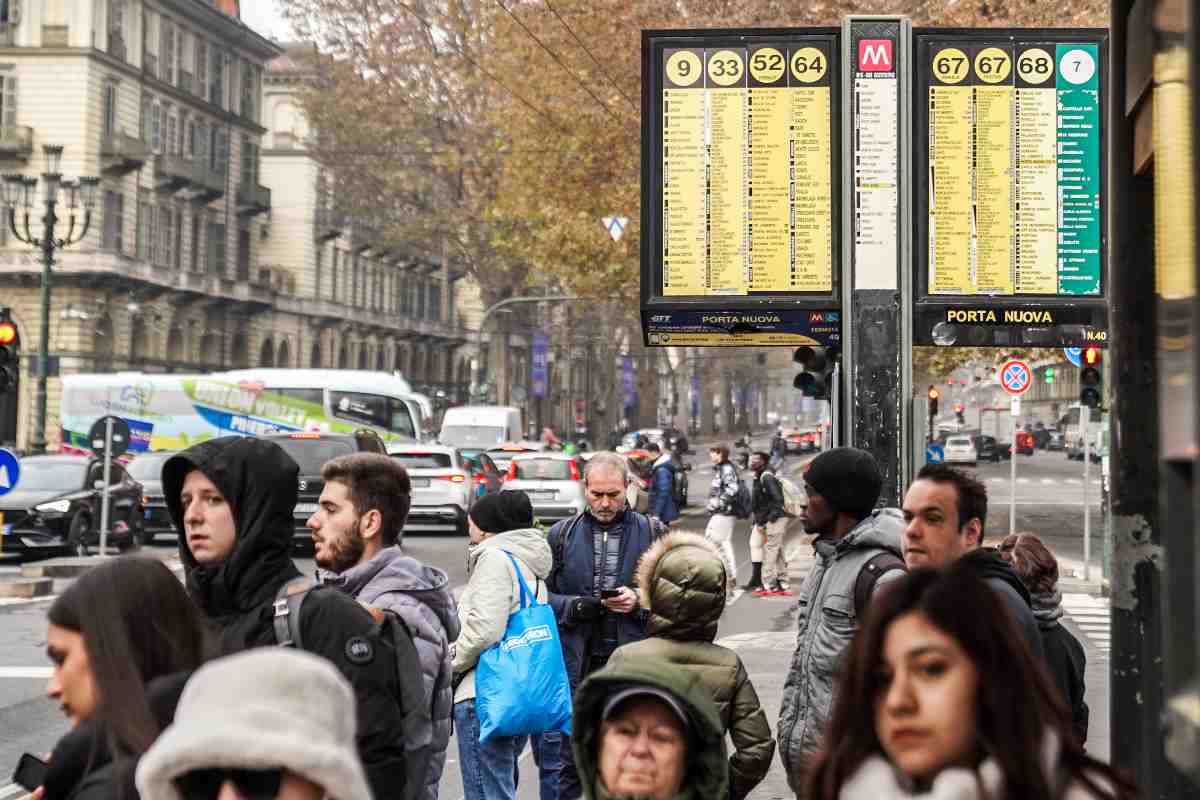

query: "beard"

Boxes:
[317, 518, 367, 574]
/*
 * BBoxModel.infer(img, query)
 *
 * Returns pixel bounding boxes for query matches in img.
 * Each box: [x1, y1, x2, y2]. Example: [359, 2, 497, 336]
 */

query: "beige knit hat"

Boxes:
[136, 649, 371, 800]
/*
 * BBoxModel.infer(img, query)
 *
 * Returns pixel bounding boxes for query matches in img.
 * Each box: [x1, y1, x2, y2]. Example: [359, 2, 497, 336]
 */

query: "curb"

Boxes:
[20, 556, 117, 579]
[0, 577, 53, 598]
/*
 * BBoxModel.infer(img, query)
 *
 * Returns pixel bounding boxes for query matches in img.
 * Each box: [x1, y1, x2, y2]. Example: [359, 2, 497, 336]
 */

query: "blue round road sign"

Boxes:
[0, 448, 20, 497]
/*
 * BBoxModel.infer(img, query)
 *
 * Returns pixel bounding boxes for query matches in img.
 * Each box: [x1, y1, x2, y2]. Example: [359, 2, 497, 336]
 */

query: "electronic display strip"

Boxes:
[923, 38, 1103, 297]
[660, 41, 834, 298]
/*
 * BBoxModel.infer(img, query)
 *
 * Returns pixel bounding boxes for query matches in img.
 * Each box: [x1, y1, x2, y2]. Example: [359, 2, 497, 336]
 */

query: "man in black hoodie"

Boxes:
[162, 437, 410, 798]
[900, 463, 1046, 660]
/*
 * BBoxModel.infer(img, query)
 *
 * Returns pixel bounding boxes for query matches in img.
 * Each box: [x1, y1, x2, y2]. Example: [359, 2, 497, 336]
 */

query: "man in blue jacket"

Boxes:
[547, 451, 660, 800]
[645, 442, 680, 525]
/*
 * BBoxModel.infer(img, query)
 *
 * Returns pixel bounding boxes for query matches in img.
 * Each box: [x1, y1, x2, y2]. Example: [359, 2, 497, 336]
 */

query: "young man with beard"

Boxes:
[776, 447, 907, 792]
[306, 453, 460, 800]
[163, 437, 411, 800]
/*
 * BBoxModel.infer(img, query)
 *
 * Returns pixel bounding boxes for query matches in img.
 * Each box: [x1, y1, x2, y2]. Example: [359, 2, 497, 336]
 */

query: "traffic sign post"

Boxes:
[998, 360, 1032, 537]
[0, 448, 19, 555]
[88, 415, 130, 558]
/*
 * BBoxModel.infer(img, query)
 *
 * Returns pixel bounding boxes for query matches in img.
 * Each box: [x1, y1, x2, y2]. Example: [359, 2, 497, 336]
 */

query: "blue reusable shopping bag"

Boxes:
[475, 551, 573, 742]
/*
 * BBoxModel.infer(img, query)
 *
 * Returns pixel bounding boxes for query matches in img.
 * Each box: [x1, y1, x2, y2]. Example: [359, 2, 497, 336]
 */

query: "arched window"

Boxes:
[311, 342, 322, 368]
[276, 339, 290, 368]
[259, 338, 274, 367]
[130, 317, 148, 363]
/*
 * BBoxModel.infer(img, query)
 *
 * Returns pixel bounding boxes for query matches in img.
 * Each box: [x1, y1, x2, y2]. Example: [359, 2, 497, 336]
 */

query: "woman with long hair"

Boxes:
[40, 557, 213, 800]
[804, 563, 1138, 800]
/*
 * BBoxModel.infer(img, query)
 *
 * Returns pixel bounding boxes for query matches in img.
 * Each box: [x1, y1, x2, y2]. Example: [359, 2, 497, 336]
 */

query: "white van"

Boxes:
[439, 406, 523, 450]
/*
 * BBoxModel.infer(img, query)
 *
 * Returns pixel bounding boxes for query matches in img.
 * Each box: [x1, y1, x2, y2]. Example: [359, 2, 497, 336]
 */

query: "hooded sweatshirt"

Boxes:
[959, 548, 1046, 662]
[607, 531, 774, 800]
[778, 509, 908, 789]
[324, 548, 461, 800]
[452, 527, 552, 704]
[162, 437, 408, 800]
[572, 660, 729, 800]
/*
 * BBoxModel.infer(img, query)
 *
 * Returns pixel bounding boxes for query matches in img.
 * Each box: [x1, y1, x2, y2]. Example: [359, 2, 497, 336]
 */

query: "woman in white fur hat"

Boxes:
[136, 649, 371, 800]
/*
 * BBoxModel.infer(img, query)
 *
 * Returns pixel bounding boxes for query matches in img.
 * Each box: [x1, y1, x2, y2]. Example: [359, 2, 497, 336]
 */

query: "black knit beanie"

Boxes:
[469, 490, 535, 533]
[803, 447, 882, 516]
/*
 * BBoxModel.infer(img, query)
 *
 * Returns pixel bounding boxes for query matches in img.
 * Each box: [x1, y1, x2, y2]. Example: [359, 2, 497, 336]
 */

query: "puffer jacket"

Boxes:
[572, 660, 729, 800]
[707, 460, 740, 516]
[607, 531, 774, 800]
[452, 527, 552, 703]
[778, 509, 907, 790]
[324, 547, 461, 800]
[648, 454, 681, 523]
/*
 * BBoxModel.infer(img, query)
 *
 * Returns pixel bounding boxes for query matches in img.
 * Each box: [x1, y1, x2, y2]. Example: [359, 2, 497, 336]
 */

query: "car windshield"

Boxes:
[442, 426, 506, 448]
[513, 458, 575, 480]
[271, 439, 356, 474]
[391, 452, 453, 469]
[18, 461, 87, 491]
[126, 453, 173, 481]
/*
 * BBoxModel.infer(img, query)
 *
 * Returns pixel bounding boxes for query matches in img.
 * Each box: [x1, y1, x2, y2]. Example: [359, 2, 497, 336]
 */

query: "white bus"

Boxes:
[60, 369, 424, 453]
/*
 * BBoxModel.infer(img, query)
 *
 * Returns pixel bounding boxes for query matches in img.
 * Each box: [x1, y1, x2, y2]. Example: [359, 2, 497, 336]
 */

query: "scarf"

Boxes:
[1032, 589, 1065, 626]
[596, 782, 695, 800]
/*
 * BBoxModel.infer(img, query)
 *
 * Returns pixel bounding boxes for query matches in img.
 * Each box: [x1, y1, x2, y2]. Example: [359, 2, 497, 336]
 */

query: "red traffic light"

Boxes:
[927, 386, 940, 401]
[1083, 346, 1101, 366]
[0, 322, 15, 346]
[954, 404, 964, 413]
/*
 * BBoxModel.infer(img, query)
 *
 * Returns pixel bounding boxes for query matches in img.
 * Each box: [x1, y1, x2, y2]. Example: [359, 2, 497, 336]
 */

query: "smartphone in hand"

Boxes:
[600, 589, 622, 599]
[12, 753, 47, 792]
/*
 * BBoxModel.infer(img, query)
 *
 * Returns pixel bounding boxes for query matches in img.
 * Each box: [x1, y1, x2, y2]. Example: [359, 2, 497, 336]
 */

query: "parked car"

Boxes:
[388, 444, 476, 537]
[125, 450, 178, 542]
[943, 436, 978, 467]
[262, 430, 387, 548]
[0, 455, 144, 557]
[503, 453, 587, 522]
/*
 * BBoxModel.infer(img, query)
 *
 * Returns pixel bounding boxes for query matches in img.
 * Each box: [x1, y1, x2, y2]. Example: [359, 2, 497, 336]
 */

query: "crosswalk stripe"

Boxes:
[0, 783, 31, 800]
[0, 666, 52, 679]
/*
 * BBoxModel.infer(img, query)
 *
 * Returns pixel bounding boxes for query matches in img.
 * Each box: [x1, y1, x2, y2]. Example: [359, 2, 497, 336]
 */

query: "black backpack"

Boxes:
[853, 552, 906, 618]
[274, 578, 431, 800]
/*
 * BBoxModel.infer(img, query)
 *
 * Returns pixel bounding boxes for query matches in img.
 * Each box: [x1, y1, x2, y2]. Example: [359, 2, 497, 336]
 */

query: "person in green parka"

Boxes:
[572, 660, 729, 800]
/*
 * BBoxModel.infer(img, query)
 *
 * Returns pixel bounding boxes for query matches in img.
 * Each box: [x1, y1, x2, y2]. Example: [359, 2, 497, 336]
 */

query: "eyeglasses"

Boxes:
[173, 768, 284, 800]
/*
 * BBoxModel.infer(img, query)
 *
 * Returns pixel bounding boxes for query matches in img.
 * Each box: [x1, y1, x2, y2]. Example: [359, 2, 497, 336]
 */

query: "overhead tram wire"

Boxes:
[494, 0, 626, 124]
[542, 0, 639, 113]
[388, 0, 571, 136]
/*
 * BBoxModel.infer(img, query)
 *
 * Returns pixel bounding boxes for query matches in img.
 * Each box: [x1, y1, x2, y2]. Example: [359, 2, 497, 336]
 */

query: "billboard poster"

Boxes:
[531, 333, 549, 399]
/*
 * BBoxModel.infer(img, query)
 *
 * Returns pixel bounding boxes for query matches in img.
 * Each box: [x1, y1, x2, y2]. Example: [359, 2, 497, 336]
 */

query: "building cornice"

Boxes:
[158, 0, 285, 60]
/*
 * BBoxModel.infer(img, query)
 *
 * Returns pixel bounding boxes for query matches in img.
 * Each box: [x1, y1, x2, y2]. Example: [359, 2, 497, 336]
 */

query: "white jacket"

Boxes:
[451, 527, 552, 704]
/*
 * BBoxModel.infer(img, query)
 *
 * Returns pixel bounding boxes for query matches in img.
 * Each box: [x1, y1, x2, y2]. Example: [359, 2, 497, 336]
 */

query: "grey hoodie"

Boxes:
[452, 527, 552, 704]
[324, 548, 460, 800]
[777, 508, 907, 790]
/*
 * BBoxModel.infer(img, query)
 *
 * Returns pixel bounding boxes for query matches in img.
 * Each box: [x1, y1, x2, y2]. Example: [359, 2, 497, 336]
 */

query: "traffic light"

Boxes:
[0, 311, 16, 393]
[1044, 366, 1055, 384]
[1079, 347, 1102, 408]
[927, 385, 940, 417]
[793, 346, 839, 400]
[954, 403, 965, 424]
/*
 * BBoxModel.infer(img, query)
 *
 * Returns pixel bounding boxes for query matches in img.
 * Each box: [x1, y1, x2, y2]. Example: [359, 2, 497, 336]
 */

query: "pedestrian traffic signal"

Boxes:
[927, 386, 940, 417]
[793, 346, 839, 400]
[1080, 347, 1102, 408]
[1044, 366, 1055, 384]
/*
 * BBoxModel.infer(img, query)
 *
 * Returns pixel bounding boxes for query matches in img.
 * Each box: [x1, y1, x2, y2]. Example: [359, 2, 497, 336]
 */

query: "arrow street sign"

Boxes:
[602, 215, 628, 242]
[1063, 347, 1082, 368]
[999, 359, 1033, 396]
[0, 448, 20, 497]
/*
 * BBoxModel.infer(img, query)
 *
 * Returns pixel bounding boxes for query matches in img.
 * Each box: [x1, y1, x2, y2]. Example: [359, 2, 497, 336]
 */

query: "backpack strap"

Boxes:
[853, 552, 906, 619]
[549, 512, 586, 590]
[273, 576, 317, 648]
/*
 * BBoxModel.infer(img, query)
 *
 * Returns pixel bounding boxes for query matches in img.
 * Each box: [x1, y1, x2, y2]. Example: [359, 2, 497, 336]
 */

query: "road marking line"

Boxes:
[0, 783, 31, 800]
[0, 666, 52, 678]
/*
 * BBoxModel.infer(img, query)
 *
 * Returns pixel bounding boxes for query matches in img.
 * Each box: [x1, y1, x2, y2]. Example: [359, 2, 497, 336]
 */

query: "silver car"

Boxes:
[943, 435, 978, 467]
[388, 444, 475, 536]
[503, 453, 587, 522]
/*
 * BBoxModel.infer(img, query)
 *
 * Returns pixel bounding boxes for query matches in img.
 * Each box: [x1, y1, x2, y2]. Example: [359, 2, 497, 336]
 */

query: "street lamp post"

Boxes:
[2, 146, 99, 453]
[472, 294, 577, 402]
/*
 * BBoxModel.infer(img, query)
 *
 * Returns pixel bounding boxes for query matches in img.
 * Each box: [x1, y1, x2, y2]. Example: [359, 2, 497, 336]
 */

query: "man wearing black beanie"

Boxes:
[776, 447, 907, 792]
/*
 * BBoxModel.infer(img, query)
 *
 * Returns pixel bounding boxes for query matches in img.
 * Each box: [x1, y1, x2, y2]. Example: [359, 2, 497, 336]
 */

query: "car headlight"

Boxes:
[35, 499, 72, 514]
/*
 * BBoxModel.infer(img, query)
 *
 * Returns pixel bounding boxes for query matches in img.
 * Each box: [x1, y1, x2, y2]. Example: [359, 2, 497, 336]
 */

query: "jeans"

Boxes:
[455, 699, 521, 800]
[524, 731, 561, 800]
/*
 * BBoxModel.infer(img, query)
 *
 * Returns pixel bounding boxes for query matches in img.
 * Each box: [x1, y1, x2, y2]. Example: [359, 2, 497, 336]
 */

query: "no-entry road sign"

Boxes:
[999, 360, 1033, 395]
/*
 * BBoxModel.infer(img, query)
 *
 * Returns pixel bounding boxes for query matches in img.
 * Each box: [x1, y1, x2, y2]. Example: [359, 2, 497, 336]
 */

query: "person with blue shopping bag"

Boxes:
[451, 491, 571, 800]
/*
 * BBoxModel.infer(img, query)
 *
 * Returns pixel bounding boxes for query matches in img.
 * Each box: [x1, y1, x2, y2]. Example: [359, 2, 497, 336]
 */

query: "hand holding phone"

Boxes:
[600, 589, 621, 599]
[12, 753, 47, 792]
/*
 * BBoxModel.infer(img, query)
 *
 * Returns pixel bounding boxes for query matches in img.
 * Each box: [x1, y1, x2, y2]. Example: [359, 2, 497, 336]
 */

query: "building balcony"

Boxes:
[0, 126, 34, 161]
[236, 183, 271, 216]
[154, 153, 192, 192]
[314, 206, 348, 241]
[101, 130, 149, 176]
[189, 161, 226, 203]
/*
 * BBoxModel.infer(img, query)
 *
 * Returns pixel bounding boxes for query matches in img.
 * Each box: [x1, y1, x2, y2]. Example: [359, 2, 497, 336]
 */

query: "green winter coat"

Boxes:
[606, 531, 774, 800]
[572, 659, 729, 800]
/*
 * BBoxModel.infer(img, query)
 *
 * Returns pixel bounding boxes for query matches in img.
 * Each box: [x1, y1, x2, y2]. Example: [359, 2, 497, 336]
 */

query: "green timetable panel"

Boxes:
[917, 35, 1105, 297]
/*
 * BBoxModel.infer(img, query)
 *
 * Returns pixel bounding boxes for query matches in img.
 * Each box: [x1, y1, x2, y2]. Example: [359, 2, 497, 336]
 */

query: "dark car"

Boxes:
[261, 430, 387, 548]
[125, 450, 178, 542]
[0, 455, 144, 557]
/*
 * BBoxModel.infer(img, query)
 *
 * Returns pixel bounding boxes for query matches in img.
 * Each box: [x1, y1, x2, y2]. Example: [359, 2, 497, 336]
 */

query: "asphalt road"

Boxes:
[0, 445, 1109, 798]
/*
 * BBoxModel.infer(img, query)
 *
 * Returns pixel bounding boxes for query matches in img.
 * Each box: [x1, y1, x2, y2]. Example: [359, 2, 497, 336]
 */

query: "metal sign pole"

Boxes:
[1010, 396, 1019, 537]
[1082, 404, 1091, 582]
[99, 415, 113, 558]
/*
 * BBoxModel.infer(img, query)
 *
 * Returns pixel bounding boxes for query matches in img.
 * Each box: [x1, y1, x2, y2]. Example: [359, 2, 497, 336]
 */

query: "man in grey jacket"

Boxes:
[777, 447, 907, 793]
[306, 453, 460, 800]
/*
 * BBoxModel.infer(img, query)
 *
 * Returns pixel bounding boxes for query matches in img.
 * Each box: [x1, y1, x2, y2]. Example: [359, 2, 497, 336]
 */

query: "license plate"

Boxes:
[295, 503, 319, 514]
[528, 491, 556, 500]
[410, 478, 431, 488]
